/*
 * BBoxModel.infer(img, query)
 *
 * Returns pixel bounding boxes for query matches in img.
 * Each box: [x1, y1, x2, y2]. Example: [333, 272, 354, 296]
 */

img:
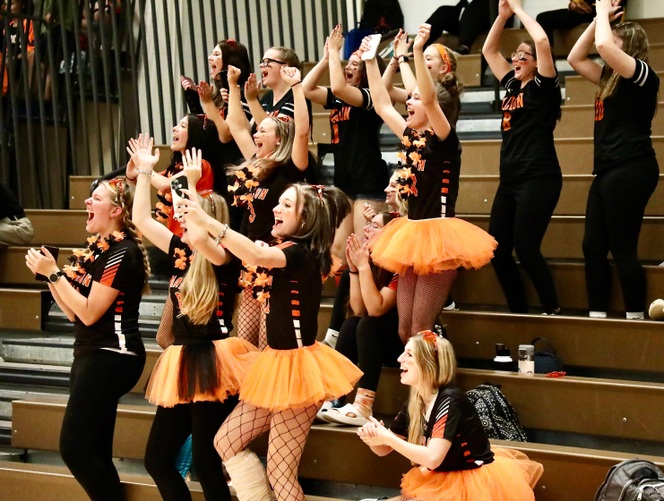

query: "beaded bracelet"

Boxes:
[136, 169, 153, 176]
[214, 224, 229, 245]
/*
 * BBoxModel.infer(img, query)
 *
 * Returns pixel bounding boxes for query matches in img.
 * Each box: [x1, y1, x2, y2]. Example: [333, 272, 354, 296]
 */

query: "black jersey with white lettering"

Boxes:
[593, 59, 659, 174]
[499, 70, 561, 181]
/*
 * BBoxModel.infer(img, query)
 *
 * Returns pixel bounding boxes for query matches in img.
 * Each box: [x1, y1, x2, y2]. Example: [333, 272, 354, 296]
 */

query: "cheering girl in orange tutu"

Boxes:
[363, 24, 497, 341]
[130, 140, 258, 501]
[357, 331, 542, 501]
[179, 182, 360, 501]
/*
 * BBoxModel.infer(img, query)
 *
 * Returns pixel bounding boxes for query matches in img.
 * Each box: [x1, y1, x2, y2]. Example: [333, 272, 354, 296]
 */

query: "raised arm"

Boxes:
[178, 194, 287, 269]
[393, 29, 416, 95]
[226, 66, 257, 160]
[508, 0, 555, 77]
[482, 0, 514, 82]
[302, 36, 332, 105]
[128, 135, 173, 254]
[198, 81, 233, 143]
[364, 43, 407, 137]
[281, 66, 310, 170]
[328, 25, 365, 107]
[245, 73, 269, 126]
[567, 20, 603, 83]
[594, 0, 634, 78]
[414, 24, 451, 140]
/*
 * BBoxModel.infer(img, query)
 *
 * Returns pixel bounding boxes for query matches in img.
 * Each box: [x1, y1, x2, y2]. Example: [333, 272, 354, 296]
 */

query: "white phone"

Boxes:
[170, 176, 189, 220]
[361, 34, 382, 61]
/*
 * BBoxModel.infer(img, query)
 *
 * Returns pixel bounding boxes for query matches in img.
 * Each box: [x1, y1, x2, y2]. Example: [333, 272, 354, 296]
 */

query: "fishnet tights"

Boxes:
[397, 268, 459, 343]
[236, 288, 267, 350]
[155, 295, 175, 349]
[215, 400, 319, 501]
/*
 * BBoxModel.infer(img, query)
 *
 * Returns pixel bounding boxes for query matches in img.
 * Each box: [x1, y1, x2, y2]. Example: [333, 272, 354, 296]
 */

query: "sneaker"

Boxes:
[542, 307, 561, 316]
[322, 403, 370, 426]
[443, 300, 457, 311]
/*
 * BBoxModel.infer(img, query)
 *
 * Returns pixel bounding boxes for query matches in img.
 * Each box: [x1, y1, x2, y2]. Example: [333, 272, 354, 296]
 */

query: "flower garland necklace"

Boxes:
[63, 231, 126, 280]
[395, 129, 432, 198]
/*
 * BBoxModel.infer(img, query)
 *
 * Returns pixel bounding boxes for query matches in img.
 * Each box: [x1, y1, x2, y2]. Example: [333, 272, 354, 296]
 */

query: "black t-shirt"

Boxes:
[593, 59, 659, 174]
[263, 242, 322, 350]
[325, 88, 389, 197]
[167, 235, 240, 342]
[235, 158, 307, 242]
[257, 89, 313, 132]
[398, 127, 461, 220]
[390, 386, 494, 472]
[499, 71, 562, 181]
[70, 238, 146, 359]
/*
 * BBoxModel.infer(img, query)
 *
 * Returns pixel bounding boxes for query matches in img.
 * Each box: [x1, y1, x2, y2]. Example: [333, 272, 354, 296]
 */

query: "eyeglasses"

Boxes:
[511, 50, 534, 62]
[260, 57, 286, 67]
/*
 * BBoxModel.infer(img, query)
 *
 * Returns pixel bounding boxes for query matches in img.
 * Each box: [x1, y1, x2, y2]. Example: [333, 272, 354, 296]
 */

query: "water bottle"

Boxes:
[518, 344, 535, 375]
[493, 343, 515, 371]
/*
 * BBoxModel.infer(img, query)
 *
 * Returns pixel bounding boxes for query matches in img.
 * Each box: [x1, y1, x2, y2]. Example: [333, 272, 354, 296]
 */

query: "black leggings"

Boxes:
[489, 175, 562, 313]
[59, 349, 145, 501]
[535, 8, 593, 46]
[335, 310, 402, 392]
[583, 159, 659, 312]
[144, 396, 239, 501]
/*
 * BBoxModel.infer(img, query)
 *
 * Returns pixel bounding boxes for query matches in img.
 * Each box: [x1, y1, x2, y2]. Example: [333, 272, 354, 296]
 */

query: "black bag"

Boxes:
[532, 337, 564, 374]
[595, 459, 664, 501]
[466, 383, 528, 442]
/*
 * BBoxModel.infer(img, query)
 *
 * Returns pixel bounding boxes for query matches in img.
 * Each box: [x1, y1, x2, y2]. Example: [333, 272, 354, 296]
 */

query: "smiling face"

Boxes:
[405, 87, 428, 129]
[424, 45, 448, 80]
[260, 48, 286, 88]
[398, 339, 421, 388]
[253, 118, 280, 158]
[512, 42, 537, 82]
[272, 186, 301, 238]
[344, 54, 364, 87]
[85, 184, 122, 237]
[171, 116, 189, 152]
[384, 176, 399, 207]
[208, 44, 223, 79]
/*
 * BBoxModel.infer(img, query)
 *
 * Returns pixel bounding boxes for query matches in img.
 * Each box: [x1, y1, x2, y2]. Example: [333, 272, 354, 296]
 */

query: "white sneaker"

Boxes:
[443, 301, 457, 311]
[315, 400, 334, 423]
[323, 403, 369, 426]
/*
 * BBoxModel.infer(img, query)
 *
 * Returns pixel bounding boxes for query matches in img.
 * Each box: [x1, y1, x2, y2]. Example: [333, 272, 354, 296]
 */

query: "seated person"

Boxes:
[0, 181, 33, 249]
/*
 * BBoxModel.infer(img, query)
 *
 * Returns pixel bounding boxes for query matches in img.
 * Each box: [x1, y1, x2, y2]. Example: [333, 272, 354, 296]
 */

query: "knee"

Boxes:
[60, 440, 85, 471]
[214, 428, 232, 462]
[144, 446, 169, 477]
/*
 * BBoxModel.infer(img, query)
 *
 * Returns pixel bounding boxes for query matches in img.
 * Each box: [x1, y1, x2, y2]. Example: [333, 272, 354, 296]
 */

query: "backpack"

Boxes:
[466, 383, 528, 442]
[532, 337, 564, 374]
[595, 459, 664, 501]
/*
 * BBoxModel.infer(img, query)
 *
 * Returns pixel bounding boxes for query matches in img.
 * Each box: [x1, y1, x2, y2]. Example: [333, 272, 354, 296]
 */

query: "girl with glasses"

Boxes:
[482, 0, 563, 316]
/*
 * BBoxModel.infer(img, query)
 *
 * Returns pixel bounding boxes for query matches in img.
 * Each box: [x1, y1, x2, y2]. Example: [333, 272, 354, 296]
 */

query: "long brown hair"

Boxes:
[597, 22, 650, 101]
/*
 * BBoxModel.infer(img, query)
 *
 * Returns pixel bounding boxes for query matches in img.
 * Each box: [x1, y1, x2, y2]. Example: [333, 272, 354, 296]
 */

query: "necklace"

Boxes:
[63, 231, 126, 280]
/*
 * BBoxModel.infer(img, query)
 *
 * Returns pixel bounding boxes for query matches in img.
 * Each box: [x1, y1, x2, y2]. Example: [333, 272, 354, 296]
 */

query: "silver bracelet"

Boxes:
[136, 169, 153, 176]
[214, 224, 229, 245]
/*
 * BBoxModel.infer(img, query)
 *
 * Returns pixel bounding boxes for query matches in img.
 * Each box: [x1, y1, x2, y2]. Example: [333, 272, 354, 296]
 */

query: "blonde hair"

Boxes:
[230, 117, 295, 181]
[406, 331, 457, 448]
[102, 178, 151, 292]
[178, 193, 229, 325]
[598, 22, 650, 101]
[388, 171, 408, 216]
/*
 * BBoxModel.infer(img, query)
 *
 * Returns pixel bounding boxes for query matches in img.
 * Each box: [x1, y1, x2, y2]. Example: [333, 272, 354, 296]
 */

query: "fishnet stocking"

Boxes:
[155, 295, 175, 349]
[214, 400, 271, 461]
[397, 268, 459, 343]
[266, 405, 318, 501]
[214, 400, 319, 501]
[236, 288, 267, 350]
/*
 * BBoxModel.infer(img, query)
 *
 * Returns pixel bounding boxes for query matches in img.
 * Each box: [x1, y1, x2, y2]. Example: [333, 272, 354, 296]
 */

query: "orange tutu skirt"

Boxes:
[369, 217, 497, 276]
[239, 342, 363, 411]
[145, 337, 260, 407]
[401, 447, 543, 501]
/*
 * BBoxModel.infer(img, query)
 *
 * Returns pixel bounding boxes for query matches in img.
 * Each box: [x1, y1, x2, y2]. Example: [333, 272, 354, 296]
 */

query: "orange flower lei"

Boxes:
[396, 130, 432, 198]
[239, 264, 274, 313]
[63, 231, 126, 280]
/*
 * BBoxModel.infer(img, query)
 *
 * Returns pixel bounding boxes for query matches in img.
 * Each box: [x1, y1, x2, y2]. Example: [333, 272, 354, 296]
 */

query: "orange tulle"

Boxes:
[369, 217, 497, 276]
[145, 337, 260, 407]
[239, 342, 363, 411]
[400, 447, 543, 501]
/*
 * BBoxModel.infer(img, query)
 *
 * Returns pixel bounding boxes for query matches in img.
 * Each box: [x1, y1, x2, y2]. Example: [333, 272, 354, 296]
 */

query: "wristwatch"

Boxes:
[48, 270, 64, 283]
[398, 55, 410, 64]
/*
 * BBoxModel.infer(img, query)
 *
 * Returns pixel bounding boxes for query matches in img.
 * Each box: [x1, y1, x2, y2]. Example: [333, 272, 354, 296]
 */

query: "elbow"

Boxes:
[79, 314, 97, 327]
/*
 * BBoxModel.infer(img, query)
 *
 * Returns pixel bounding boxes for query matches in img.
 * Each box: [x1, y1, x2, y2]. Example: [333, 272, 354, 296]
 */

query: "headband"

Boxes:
[432, 43, 453, 73]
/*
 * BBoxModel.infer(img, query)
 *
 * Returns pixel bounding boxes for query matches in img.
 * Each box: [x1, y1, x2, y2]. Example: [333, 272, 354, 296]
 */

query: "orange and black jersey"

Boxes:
[167, 235, 240, 343]
[499, 70, 561, 182]
[390, 385, 494, 472]
[70, 239, 145, 359]
[593, 59, 659, 174]
[264, 242, 322, 350]
[325, 88, 389, 198]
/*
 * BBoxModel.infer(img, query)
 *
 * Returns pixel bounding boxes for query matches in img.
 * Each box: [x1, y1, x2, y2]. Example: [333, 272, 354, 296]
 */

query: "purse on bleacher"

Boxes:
[531, 337, 564, 374]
